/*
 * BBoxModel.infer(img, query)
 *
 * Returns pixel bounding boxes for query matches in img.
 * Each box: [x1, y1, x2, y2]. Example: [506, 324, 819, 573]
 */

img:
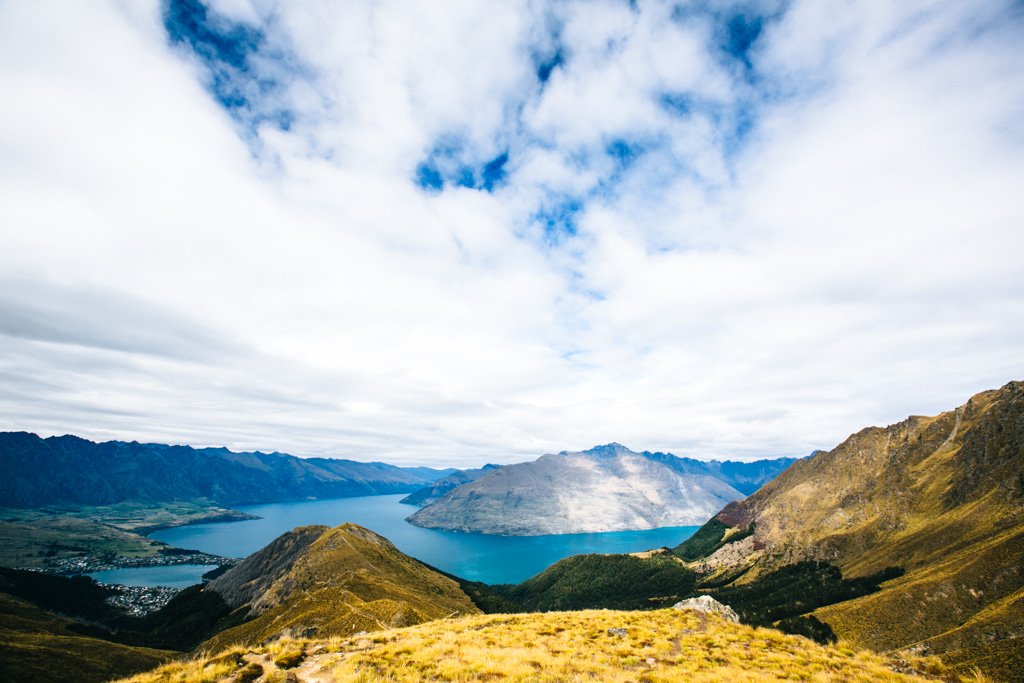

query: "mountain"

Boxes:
[407, 443, 795, 535]
[674, 381, 1024, 682]
[201, 523, 479, 649]
[117, 606, 947, 683]
[0, 432, 451, 507]
[399, 463, 501, 506]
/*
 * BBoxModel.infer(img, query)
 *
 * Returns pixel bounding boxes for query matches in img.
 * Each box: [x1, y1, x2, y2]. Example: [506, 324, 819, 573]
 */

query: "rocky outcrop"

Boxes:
[672, 595, 740, 623]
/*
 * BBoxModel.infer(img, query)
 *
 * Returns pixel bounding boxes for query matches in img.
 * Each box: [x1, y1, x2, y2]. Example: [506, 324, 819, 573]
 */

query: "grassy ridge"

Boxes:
[114, 608, 954, 683]
[201, 524, 480, 650]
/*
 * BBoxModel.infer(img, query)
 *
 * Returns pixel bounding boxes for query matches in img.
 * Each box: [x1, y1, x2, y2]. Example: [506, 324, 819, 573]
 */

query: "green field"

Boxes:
[0, 501, 254, 569]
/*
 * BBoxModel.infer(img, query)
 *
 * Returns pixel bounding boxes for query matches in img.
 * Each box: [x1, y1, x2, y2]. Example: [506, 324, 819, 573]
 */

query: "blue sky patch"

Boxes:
[536, 48, 565, 84]
[722, 12, 764, 70]
[533, 196, 583, 243]
[414, 137, 510, 193]
[162, 0, 295, 137]
[481, 152, 509, 191]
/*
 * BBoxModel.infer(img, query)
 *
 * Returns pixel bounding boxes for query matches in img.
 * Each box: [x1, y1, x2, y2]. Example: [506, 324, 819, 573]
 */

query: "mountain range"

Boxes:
[675, 380, 1024, 682]
[2, 383, 1021, 681]
[0, 432, 454, 507]
[407, 443, 796, 535]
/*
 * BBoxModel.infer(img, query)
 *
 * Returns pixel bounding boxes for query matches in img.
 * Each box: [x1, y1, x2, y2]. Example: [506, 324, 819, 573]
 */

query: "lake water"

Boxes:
[88, 563, 219, 588]
[142, 494, 697, 585]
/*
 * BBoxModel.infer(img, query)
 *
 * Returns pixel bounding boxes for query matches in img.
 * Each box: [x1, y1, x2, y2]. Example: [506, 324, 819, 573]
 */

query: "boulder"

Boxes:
[672, 595, 740, 623]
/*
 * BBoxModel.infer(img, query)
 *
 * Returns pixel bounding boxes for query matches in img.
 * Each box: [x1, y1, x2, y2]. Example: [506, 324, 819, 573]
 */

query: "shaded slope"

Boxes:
[116, 608, 949, 683]
[675, 381, 1024, 678]
[203, 523, 479, 649]
[0, 592, 171, 683]
[399, 463, 501, 506]
[491, 548, 697, 611]
[0, 432, 447, 507]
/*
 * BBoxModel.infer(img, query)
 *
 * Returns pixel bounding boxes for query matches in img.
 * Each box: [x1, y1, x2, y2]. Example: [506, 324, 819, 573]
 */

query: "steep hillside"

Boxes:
[675, 381, 1024, 679]
[408, 443, 794, 535]
[115, 607, 955, 683]
[202, 523, 479, 649]
[0, 432, 448, 507]
[0, 592, 171, 683]
[399, 463, 501, 506]
[491, 549, 698, 611]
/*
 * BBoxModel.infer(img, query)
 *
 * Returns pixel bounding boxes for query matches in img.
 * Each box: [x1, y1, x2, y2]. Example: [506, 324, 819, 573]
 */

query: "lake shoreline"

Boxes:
[150, 494, 700, 585]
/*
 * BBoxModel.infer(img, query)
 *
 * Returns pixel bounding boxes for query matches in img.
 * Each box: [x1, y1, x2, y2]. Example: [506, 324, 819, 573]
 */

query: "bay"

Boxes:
[148, 494, 697, 585]
[88, 563, 218, 588]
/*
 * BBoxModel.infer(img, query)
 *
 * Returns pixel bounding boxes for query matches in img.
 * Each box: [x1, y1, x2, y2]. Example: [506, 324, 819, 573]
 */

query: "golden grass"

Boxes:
[201, 524, 479, 651]
[114, 608, 986, 683]
[815, 526, 1024, 659]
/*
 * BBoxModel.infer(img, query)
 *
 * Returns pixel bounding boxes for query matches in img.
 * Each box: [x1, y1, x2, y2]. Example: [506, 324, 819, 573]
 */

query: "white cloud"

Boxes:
[0, 0, 1021, 466]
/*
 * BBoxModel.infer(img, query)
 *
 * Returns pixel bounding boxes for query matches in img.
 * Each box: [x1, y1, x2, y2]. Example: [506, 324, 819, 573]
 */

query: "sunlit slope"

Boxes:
[115, 608, 956, 683]
[202, 523, 479, 649]
[675, 381, 1024, 678]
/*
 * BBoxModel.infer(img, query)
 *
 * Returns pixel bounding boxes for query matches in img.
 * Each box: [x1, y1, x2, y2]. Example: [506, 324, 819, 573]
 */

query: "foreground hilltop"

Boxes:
[408, 443, 795, 535]
[676, 381, 1024, 681]
[201, 523, 479, 649]
[116, 607, 948, 683]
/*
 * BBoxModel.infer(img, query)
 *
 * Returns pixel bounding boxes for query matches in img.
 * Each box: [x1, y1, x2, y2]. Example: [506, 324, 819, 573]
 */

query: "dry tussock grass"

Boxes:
[115, 609, 992, 683]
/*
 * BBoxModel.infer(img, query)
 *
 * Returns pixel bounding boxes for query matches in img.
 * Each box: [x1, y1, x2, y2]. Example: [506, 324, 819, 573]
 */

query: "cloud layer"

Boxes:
[1, 0, 1022, 466]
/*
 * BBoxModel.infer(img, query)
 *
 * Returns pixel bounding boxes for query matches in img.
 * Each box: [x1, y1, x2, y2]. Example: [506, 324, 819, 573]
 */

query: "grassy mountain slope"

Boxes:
[115, 608, 957, 683]
[202, 523, 479, 649]
[674, 381, 1024, 678]
[0, 431, 447, 508]
[490, 549, 697, 611]
[0, 592, 171, 683]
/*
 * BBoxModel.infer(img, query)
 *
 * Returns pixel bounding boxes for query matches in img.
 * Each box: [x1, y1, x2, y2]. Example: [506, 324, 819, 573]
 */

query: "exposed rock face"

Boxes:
[400, 464, 501, 507]
[673, 595, 740, 623]
[407, 444, 789, 535]
[676, 381, 1024, 681]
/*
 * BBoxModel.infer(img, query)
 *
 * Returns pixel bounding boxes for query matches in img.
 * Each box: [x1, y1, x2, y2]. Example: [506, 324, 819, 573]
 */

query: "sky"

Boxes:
[1, 0, 1022, 467]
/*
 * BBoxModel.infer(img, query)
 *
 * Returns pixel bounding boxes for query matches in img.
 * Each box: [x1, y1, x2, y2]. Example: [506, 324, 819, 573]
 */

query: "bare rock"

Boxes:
[672, 595, 740, 623]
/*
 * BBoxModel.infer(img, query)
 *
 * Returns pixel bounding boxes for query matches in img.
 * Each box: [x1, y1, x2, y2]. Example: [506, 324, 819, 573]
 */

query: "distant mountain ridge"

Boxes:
[400, 463, 501, 506]
[0, 432, 452, 508]
[674, 381, 1024, 682]
[407, 444, 796, 535]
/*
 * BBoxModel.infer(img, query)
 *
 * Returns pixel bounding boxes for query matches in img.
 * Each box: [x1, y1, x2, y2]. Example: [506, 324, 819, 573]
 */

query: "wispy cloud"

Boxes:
[0, 0, 1021, 465]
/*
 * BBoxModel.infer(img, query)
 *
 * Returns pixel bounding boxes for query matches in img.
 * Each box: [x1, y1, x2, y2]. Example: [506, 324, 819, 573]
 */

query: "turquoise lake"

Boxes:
[144, 494, 698, 585]
[87, 563, 219, 588]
